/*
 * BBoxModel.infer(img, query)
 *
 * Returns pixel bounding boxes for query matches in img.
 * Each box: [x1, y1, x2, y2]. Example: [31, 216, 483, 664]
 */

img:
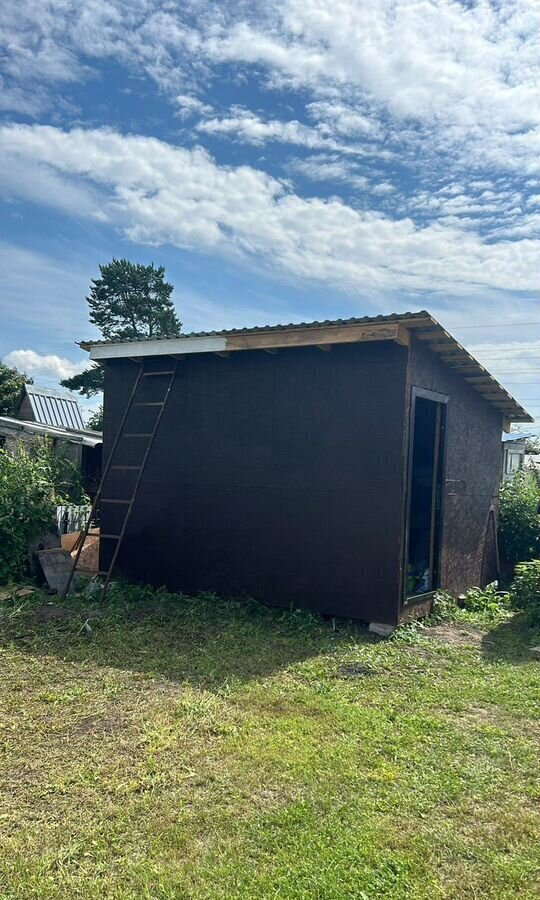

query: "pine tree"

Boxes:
[62, 259, 181, 397]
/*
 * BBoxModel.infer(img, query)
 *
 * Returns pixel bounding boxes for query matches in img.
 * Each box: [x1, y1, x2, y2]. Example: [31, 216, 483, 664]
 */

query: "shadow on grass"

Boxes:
[0, 584, 364, 687]
[481, 612, 540, 663]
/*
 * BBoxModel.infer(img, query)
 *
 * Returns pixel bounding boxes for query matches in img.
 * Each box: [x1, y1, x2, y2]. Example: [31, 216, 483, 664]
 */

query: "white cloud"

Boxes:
[3, 349, 86, 381]
[286, 155, 369, 188]
[174, 93, 213, 119]
[197, 109, 347, 151]
[2, 1, 538, 176]
[0, 124, 538, 300]
[204, 2, 539, 135]
[306, 101, 381, 139]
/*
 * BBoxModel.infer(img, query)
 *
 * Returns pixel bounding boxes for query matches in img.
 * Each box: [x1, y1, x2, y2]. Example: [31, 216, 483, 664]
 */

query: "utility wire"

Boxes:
[451, 322, 540, 329]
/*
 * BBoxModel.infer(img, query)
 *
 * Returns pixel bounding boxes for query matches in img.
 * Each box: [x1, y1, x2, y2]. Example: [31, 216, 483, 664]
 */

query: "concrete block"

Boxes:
[37, 548, 81, 595]
[369, 621, 395, 637]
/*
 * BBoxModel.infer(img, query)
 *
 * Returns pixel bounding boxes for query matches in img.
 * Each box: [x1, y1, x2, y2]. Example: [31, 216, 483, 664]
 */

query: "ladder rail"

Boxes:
[62, 362, 144, 598]
[99, 360, 178, 601]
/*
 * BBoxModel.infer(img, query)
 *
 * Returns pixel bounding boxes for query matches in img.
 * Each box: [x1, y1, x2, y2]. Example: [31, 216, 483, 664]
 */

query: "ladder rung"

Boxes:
[110, 465, 142, 470]
[100, 533, 121, 539]
[123, 433, 153, 438]
[101, 498, 131, 504]
[142, 370, 175, 377]
[133, 401, 165, 407]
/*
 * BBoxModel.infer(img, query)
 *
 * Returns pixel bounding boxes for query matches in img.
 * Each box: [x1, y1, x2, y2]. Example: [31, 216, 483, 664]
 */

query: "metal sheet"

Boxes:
[25, 384, 85, 429]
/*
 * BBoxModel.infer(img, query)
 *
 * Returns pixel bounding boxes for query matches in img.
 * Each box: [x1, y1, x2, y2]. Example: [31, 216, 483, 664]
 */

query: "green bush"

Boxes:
[498, 470, 540, 564]
[510, 560, 540, 625]
[461, 582, 510, 618]
[0, 443, 57, 581]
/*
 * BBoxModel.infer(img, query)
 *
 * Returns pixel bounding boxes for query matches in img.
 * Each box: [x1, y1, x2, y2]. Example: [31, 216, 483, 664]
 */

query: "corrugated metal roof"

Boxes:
[24, 384, 85, 430]
[80, 311, 430, 346]
[0, 415, 102, 447]
[79, 310, 534, 423]
[502, 431, 534, 443]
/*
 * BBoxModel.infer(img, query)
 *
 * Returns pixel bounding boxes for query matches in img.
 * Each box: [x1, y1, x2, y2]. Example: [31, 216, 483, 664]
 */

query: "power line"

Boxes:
[451, 322, 540, 329]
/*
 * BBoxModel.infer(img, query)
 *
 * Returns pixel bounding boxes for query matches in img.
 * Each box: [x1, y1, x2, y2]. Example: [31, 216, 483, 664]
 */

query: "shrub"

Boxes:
[498, 470, 540, 564]
[0, 443, 57, 581]
[510, 560, 540, 625]
[461, 582, 510, 619]
[428, 591, 459, 623]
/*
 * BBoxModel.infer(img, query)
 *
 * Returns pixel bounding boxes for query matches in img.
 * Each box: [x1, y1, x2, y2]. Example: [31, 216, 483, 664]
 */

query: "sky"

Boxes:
[0, 0, 539, 426]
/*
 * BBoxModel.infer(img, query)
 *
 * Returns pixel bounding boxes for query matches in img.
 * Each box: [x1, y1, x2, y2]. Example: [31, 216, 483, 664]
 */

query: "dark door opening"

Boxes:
[405, 392, 447, 599]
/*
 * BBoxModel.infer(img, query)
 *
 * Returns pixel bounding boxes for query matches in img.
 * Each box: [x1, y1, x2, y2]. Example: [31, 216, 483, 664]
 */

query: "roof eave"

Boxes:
[78, 312, 533, 424]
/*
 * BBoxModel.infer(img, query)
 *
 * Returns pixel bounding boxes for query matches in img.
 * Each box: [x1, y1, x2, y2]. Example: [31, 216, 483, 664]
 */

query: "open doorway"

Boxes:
[405, 390, 447, 600]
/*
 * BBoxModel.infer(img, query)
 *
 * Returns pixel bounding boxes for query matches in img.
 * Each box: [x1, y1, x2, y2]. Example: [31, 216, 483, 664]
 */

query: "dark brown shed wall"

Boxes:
[406, 336, 503, 595]
[101, 342, 409, 623]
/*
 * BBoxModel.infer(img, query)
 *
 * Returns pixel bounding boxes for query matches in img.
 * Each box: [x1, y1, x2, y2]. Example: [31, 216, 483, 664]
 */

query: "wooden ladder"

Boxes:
[63, 360, 178, 601]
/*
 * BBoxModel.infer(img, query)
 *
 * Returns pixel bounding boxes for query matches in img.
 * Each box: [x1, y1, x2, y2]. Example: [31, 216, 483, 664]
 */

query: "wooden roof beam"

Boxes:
[464, 376, 497, 383]
[224, 321, 410, 352]
[400, 317, 436, 329]
[429, 343, 467, 354]
[413, 328, 445, 341]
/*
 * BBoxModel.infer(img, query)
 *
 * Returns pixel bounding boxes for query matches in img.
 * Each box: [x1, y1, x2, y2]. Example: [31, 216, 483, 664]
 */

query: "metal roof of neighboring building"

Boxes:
[0, 415, 102, 447]
[79, 310, 534, 423]
[502, 432, 534, 443]
[23, 384, 86, 430]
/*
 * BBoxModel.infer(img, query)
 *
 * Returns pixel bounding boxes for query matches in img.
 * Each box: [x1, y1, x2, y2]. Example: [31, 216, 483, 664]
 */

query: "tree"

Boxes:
[62, 363, 105, 398]
[62, 259, 181, 397]
[525, 436, 540, 454]
[87, 405, 103, 431]
[0, 362, 31, 416]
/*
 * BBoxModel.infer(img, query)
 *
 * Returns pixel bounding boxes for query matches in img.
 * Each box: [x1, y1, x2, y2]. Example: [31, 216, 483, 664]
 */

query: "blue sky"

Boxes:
[0, 0, 539, 424]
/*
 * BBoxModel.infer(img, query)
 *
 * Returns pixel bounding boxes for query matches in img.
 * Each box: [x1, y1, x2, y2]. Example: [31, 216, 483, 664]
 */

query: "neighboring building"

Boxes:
[0, 384, 102, 499]
[82, 310, 532, 629]
[17, 383, 86, 430]
[502, 432, 530, 479]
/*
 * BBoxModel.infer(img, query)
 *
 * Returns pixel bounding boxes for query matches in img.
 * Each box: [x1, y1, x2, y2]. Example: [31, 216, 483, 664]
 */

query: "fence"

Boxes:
[56, 505, 92, 535]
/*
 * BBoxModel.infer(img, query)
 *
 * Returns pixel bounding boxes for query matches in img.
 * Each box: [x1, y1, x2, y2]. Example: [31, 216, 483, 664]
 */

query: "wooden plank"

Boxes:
[399, 317, 435, 329]
[439, 353, 472, 363]
[440, 362, 481, 372]
[503, 417, 512, 433]
[225, 322, 410, 352]
[464, 376, 496, 383]
[429, 343, 466, 354]
[414, 328, 446, 341]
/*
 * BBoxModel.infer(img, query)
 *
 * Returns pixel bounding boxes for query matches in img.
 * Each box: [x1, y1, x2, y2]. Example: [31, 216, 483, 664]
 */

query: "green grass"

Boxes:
[0, 583, 539, 899]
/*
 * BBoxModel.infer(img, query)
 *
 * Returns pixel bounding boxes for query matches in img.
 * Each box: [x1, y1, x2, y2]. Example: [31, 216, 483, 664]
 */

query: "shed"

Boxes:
[18, 384, 86, 430]
[501, 432, 532, 479]
[82, 311, 532, 628]
[0, 383, 102, 500]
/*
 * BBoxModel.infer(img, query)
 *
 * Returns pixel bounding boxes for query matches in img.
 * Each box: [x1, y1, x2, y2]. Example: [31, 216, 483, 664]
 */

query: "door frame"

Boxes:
[402, 386, 448, 607]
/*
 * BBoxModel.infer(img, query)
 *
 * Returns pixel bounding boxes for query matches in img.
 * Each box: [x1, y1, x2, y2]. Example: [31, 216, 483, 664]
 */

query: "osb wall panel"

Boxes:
[406, 336, 503, 595]
[101, 342, 409, 624]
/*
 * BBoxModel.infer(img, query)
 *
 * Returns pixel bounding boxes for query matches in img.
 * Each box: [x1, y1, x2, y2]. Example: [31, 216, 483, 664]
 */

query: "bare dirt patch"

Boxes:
[32, 604, 73, 624]
[73, 715, 127, 737]
[423, 623, 487, 648]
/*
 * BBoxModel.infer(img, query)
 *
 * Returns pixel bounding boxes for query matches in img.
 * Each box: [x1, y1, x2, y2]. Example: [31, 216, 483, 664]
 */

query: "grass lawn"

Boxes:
[0, 584, 539, 899]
